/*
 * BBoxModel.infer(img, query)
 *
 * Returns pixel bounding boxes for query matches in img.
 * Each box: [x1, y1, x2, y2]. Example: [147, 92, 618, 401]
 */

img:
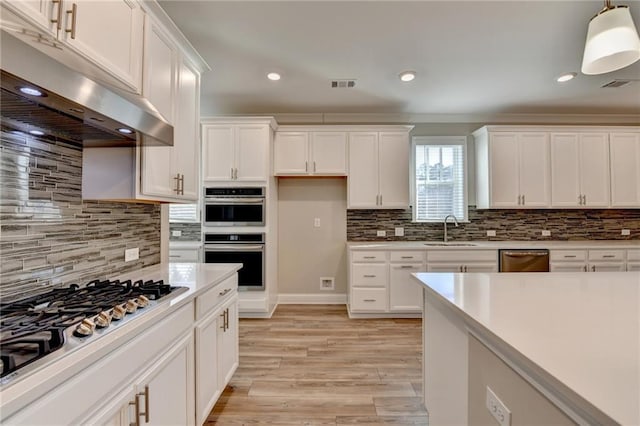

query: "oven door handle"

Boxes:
[205, 198, 264, 204]
[204, 245, 264, 251]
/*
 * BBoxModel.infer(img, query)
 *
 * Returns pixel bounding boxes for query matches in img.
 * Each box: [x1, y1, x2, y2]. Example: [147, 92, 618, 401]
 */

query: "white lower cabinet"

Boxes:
[169, 247, 201, 262]
[389, 263, 425, 312]
[550, 249, 628, 272]
[628, 250, 640, 271]
[426, 250, 498, 273]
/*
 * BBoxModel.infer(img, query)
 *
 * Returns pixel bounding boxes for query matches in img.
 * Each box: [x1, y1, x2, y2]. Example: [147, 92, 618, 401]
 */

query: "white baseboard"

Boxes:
[278, 293, 347, 304]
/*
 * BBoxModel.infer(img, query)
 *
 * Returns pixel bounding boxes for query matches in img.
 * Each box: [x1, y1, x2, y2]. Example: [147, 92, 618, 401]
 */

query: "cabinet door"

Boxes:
[195, 308, 221, 425]
[217, 298, 239, 389]
[427, 263, 463, 272]
[351, 287, 388, 312]
[2, 0, 58, 35]
[311, 132, 347, 175]
[141, 143, 175, 197]
[610, 133, 640, 207]
[274, 132, 309, 174]
[579, 133, 610, 207]
[550, 133, 581, 207]
[136, 334, 194, 426]
[142, 16, 176, 123]
[628, 263, 640, 272]
[489, 133, 520, 207]
[63, 0, 144, 91]
[236, 125, 269, 181]
[589, 262, 626, 272]
[464, 263, 498, 273]
[550, 263, 587, 272]
[378, 132, 410, 208]
[202, 125, 235, 181]
[518, 133, 550, 207]
[173, 59, 200, 200]
[389, 263, 424, 312]
[348, 132, 379, 208]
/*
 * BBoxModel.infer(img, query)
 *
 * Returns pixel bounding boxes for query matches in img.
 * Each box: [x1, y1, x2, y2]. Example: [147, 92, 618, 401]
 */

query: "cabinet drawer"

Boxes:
[351, 288, 387, 312]
[627, 249, 640, 261]
[351, 264, 387, 287]
[588, 249, 625, 262]
[169, 248, 200, 262]
[196, 275, 238, 320]
[351, 251, 386, 262]
[427, 250, 496, 262]
[389, 251, 426, 263]
[550, 250, 587, 262]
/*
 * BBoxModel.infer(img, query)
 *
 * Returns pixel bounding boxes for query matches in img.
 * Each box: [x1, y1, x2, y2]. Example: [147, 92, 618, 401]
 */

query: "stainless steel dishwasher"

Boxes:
[499, 249, 550, 272]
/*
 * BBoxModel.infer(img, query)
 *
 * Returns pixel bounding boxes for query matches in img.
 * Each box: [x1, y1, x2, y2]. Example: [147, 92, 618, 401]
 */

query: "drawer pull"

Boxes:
[363, 256, 376, 259]
[363, 274, 376, 278]
[400, 256, 414, 259]
[602, 255, 616, 258]
[219, 288, 232, 296]
[363, 299, 376, 302]
[169, 255, 180, 258]
[400, 266, 415, 269]
[563, 255, 577, 258]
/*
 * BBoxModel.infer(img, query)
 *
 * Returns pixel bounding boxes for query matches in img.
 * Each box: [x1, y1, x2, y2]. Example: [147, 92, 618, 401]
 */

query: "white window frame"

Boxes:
[411, 136, 468, 222]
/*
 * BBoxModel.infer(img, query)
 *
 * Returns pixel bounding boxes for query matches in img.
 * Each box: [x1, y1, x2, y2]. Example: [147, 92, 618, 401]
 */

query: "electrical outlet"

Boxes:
[377, 230, 386, 237]
[486, 230, 496, 237]
[622, 229, 631, 236]
[541, 230, 551, 237]
[395, 227, 404, 237]
[125, 248, 139, 262]
[486, 387, 511, 426]
[172, 230, 182, 237]
[320, 277, 334, 291]
[314, 218, 321, 228]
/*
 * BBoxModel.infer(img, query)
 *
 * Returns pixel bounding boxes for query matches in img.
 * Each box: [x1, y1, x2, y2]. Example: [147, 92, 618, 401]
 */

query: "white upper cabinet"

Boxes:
[202, 118, 276, 183]
[274, 129, 347, 176]
[2, 0, 145, 92]
[474, 128, 550, 208]
[550, 132, 610, 207]
[348, 128, 412, 209]
[610, 133, 640, 207]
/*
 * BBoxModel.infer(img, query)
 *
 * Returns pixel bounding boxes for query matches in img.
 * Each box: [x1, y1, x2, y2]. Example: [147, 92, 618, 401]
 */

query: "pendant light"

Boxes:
[581, 0, 640, 75]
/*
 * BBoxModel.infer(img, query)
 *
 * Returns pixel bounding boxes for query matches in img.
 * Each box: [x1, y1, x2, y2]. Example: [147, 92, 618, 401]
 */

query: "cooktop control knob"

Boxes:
[136, 295, 150, 308]
[125, 299, 138, 314]
[112, 304, 126, 320]
[95, 311, 112, 328]
[74, 318, 95, 337]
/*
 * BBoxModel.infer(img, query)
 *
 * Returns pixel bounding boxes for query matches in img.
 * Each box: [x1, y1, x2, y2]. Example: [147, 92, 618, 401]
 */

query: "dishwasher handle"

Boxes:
[501, 251, 549, 257]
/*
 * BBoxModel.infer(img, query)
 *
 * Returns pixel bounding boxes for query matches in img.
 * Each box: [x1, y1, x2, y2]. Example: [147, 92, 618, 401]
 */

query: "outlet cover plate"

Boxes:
[486, 386, 511, 426]
[622, 229, 631, 236]
[486, 230, 496, 237]
[377, 230, 386, 237]
[541, 230, 551, 237]
[395, 227, 404, 237]
[125, 248, 139, 262]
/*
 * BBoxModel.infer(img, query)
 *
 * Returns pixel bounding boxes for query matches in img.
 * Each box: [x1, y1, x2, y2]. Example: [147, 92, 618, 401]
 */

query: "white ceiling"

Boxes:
[159, 1, 640, 120]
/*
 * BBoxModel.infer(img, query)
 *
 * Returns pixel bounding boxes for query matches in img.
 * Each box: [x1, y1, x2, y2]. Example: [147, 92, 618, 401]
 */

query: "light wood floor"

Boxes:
[206, 304, 427, 425]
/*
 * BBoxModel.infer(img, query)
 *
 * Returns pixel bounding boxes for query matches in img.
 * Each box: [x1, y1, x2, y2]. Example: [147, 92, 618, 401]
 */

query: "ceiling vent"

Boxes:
[331, 79, 356, 88]
[601, 79, 632, 88]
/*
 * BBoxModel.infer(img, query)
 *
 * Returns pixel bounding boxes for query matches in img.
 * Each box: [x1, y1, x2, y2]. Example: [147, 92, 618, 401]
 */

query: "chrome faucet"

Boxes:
[443, 214, 459, 243]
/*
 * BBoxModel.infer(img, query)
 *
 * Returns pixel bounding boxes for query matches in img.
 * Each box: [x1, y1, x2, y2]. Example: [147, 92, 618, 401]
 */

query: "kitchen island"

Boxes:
[412, 271, 639, 425]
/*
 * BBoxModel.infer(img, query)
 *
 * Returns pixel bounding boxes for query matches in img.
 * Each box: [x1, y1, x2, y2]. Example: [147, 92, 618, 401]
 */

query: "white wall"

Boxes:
[277, 178, 347, 298]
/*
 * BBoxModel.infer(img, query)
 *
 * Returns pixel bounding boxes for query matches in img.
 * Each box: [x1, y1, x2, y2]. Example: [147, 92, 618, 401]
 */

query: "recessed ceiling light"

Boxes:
[117, 127, 133, 134]
[19, 86, 44, 97]
[29, 130, 45, 136]
[267, 72, 281, 81]
[556, 72, 577, 83]
[399, 71, 416, 82]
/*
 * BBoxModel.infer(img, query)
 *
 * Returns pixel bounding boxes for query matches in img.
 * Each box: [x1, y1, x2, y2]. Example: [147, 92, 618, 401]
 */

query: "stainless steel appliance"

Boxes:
[203, 233, 265, 290]
[0, 279, 186, 383]
[499, 249, 550, 272]
[203, 187, 265, 226]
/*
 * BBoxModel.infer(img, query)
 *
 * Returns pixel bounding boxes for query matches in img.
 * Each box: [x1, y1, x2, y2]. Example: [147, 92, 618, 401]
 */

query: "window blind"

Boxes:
[169, 203, 199, 223]
[414, 138, 466, 221]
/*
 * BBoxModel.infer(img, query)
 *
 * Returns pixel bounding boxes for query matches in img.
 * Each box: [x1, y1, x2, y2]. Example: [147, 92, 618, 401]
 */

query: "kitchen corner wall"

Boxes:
[347, 207, 640, 241]
[0, 130, 161, 302]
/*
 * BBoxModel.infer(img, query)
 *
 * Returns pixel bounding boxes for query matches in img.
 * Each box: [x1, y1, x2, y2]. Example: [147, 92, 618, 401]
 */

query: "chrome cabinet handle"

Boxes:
[517, 195, 521, 205]
[305, 161, 308, 172]
[583, 194, 587, 205]
[313, 161, 316, 172]
[225, 308, 229, 330]
[51, 0, 63, 29]
[603, 255, 616, 258]
[591, 265, 596, 272]
[583, 265, 588, 272]
[379, 194, 382, 205]
[219, 288, 232, 296]
[363, 299, 376, 302]
[400, 256, 414, 259]
[464, 266, 468, 272]
[220, 310, 226, 331]
[129, 395, 140, 426]
[363, 256, 376, 259]
[399, 265, 415, 269]
[133, 385, 149, 424]
[234, 168, 238, 180]
[563, 255, 577, 258]
[522, 194, 525, 205]
[363, 274, 376, 278]
[578, 195, 582, 205]
[65, 3, 77, 39]
[459, 266, 463, 272]
[173, 173, 181, 194]
[177, 174, 184, 195]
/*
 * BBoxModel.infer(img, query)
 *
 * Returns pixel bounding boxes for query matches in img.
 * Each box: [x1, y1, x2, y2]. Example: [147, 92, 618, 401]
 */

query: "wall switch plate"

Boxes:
[314, 218, 321, 228]
[486, 386, 511, 426]
[377, 230, 386, 237]
[395, 227, 404, 237]
[622, 229, 631, 236]
[125, 248, 139, 262]
[541, 230, 551, 237]
[171, 230, 182, 237]
[320, 277, 334, 291]
[486, 230, 496, 237]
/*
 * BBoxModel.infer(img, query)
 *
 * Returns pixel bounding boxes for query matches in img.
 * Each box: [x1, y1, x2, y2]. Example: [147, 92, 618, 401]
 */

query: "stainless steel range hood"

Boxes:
[0, 33, 173, 147]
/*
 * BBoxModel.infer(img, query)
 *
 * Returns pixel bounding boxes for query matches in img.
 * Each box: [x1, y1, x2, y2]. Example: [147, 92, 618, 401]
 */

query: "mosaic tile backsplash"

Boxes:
[0, 130, 161, 301]
[169, 222, 201, 241]
[347, 207, 640, 241]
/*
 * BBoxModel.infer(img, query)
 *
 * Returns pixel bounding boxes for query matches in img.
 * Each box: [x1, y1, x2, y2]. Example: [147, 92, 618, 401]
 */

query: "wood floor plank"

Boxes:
[206, 304, 425, 424]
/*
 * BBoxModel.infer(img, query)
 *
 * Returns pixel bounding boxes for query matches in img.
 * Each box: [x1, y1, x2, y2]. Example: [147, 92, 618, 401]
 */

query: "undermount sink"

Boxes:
[424, 242, 477, 246]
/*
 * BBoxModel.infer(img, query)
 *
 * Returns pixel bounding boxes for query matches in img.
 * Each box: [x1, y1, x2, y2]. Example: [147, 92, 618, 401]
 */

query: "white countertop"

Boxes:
[0, 263, 241, 418]
[348, 240, 640, 250]
[412, 271, 640, 425]
[169, 240, 202, 249]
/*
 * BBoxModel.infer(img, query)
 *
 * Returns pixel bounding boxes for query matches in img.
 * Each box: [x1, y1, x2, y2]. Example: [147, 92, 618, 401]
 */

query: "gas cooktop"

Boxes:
[0, 279, 186, 383]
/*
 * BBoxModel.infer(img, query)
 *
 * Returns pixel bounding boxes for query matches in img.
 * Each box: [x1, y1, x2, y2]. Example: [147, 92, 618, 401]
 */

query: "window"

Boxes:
[413, 136, 467, 222]
[169, 203, 199, 223]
